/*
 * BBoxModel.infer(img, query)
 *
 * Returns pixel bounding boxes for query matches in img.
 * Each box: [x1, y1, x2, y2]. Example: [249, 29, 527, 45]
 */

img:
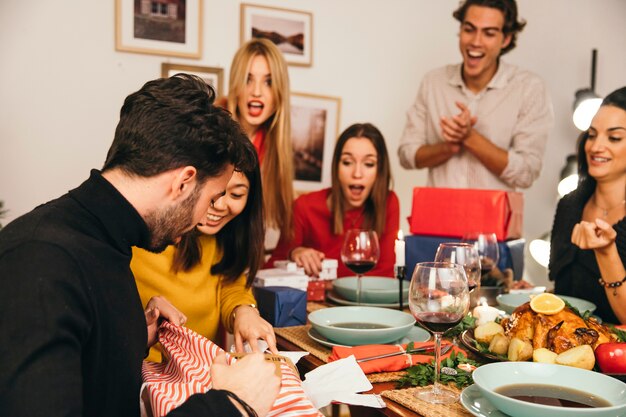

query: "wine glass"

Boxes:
[340, 229, 380, 304]
[462, 232, 500, 275]
[435, 242, 481, 307]
[409, 262, 470, 404]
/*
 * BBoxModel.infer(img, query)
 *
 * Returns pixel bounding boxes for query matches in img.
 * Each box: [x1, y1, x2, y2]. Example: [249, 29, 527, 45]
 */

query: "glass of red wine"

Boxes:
[340, 229, 380, 304]
[408, 262, 470, 404]
[435, 242, 481, 307]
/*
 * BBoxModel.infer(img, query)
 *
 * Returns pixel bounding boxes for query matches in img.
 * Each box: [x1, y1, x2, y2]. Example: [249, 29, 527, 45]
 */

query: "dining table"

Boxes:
[274, 300, 475, 417]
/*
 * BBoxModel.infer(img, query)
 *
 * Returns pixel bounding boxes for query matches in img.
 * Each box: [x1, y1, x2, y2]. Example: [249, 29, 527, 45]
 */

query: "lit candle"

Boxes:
[395, 230, 405, 267]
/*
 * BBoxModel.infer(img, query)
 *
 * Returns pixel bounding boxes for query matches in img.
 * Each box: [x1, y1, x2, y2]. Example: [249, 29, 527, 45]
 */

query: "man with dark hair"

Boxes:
[0, 74, 279, 417]
[398, 0, 553, 190]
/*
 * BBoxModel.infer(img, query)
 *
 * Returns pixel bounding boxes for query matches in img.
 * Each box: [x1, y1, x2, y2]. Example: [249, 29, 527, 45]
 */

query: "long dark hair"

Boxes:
[576, 86, 626, 198]
[172, 149, 264, 286]
[329, 123, 392, 236]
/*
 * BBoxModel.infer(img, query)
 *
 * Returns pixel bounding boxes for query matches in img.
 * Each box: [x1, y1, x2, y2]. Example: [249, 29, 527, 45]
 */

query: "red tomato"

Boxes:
[595, 343, 626, 374]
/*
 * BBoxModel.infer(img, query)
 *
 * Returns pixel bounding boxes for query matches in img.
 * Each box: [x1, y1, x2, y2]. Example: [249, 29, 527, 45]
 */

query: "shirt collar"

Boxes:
[69, 169, 150, 254]
[447, 60, 512, 92]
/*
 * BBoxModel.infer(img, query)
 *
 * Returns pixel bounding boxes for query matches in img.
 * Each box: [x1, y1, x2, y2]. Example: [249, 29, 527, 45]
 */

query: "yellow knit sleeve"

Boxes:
[219, 273, 256, 333]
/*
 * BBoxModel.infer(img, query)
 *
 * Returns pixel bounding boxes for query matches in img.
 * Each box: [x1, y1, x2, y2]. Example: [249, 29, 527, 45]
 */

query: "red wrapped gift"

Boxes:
[408, 187, 523, 241]
[307, 280, 326, 301]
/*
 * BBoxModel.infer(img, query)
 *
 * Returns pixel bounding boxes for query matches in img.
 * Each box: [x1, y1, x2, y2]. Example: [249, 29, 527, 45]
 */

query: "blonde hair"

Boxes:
[227, 38, 293, 237]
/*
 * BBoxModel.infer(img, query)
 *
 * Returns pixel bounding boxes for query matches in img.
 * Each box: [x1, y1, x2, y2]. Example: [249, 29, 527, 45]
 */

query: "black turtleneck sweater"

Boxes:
[549, 186, 626, 324]
[0, 170, 240, 417]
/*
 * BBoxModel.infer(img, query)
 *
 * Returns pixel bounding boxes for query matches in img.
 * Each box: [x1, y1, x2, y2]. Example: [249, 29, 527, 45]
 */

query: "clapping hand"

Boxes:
[440, 101, 477, 145]
[571, 218, 617, 251]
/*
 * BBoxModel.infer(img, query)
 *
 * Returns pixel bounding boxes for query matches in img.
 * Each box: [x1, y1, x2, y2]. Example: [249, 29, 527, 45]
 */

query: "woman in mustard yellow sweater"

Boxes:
[132, 155, 275, 362]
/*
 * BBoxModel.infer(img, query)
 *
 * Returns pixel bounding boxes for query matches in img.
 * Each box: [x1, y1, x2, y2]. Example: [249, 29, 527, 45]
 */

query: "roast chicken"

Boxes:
[500, 302, 616, 354]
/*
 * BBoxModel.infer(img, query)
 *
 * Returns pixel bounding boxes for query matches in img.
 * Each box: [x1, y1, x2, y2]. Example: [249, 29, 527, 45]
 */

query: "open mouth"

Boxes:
[348, 185, 365, 197]
[466, 50, 484, 66]
[590, 155, 611, 163]
[248, 101, 264, 117]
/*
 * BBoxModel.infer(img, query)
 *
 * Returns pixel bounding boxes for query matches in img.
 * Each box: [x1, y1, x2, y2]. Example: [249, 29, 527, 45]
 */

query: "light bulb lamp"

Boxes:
[573, 49, 602, 131]
[529, 231, 551, 268]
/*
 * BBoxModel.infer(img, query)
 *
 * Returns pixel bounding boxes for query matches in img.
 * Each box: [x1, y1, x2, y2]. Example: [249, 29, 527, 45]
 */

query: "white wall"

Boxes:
[1, 0, 625, 286]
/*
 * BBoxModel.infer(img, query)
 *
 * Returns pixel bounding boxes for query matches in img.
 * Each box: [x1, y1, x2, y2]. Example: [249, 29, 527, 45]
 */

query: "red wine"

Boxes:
[415, 312, 464, 333]
[345, 260, 376, 274]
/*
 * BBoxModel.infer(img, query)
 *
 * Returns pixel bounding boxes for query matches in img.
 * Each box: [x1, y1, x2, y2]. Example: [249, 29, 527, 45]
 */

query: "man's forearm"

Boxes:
[414, 142, 460, 168]
[462, 129, 508, 176]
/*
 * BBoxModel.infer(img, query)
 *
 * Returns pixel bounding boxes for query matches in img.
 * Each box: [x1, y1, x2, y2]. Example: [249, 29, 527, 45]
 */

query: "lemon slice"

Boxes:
[530, 293, 565, 315]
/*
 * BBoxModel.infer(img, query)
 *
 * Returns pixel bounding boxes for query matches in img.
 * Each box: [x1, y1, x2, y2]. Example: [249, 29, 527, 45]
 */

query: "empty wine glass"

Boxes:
[462, 232, 500, 275]
[409, 262, 470, 404]
[340, 229, 380, 304]
[435, 243, 481, 305]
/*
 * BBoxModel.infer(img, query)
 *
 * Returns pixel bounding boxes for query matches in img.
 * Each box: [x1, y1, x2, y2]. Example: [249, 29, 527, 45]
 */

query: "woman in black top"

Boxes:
[550, 86, 626, 324]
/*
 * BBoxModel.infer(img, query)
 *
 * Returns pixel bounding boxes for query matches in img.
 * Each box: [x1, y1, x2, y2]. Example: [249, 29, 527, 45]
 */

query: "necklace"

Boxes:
[590, 197, 626, 218]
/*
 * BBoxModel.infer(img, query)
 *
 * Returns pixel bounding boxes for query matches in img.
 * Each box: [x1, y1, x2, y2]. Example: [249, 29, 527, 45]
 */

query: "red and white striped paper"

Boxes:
[141, 321, 322, 417]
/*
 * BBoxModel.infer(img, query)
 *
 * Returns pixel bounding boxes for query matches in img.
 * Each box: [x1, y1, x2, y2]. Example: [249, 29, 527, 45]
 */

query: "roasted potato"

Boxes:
[555, 344, 595, 370]
[474, 321, 505, 344]
[508, 337, 533, 361]
[533, 347, 557, 364]
[489, 334, 510, 355]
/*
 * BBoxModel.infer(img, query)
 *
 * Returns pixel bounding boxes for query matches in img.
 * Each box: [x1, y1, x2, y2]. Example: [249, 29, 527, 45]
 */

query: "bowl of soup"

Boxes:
[472, 362, 626, 417]
[308, 306, 416, 346]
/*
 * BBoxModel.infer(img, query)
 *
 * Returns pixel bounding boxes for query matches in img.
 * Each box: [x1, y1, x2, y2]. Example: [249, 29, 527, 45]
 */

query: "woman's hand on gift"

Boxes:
[211, 352, 280, 417]
[571, 218, 617, 252]
[233, 305, 278, 354]
[290, 246, 325, 277]
[144, 295, 187, 348]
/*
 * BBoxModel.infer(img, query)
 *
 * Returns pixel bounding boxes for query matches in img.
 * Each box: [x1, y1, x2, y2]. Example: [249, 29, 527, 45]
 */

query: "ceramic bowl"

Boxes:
[496, 293, 596, 315]
[307, 306, 416, 346]
[332, 277, 408, 304]
[472, 362, 626, 417]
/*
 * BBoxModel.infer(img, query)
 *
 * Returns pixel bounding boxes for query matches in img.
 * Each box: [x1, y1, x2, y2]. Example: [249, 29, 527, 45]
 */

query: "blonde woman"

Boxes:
[225, 38, 293, 247]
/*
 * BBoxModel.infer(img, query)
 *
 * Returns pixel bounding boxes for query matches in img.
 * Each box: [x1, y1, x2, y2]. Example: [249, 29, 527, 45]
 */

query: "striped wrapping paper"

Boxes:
[141, 321, 322, 417]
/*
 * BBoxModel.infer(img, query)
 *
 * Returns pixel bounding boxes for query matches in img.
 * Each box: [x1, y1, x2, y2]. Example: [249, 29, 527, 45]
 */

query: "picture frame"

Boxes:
[161, 63, 223, 96]
[116, 0, 202, 58]
[240, 3, 313, 67]
[291, 92, 341, 192]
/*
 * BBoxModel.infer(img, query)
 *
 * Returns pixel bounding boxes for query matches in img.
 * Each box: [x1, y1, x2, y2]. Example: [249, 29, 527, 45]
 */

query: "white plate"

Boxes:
[460, 384, 510, 417]
[327, 291, 407, 308]
[307, 325, 431, 348]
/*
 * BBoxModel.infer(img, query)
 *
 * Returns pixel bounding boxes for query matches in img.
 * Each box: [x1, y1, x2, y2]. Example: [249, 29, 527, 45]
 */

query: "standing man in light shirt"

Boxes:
[398, 0, 554, 191]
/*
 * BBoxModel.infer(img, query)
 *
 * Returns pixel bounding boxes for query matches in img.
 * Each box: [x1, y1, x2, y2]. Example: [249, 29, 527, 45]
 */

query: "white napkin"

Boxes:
[301, 355, 386, 409]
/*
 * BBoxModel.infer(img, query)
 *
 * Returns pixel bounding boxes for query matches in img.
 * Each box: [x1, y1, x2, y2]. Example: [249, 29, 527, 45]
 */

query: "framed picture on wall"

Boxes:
[161, 63, 223, 96]
[240, 3, 313, 67]
[116, 0, 202, 58]
[291, 92, 341, 191]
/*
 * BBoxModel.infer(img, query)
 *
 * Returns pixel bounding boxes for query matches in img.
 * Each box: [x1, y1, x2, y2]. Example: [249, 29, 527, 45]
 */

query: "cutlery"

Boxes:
[356, 343, 453, 363]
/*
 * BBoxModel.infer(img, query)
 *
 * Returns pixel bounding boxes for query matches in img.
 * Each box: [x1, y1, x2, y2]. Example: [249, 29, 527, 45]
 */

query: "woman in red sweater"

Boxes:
[269, 123, 400, 277]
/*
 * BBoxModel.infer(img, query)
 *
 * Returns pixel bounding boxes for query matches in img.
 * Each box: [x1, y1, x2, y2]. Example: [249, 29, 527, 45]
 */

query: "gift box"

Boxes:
[405, 235, 525, 280]
[408, 187, 523, 241]
[253, 286, 307, 327]
[307, 280, 326, 301]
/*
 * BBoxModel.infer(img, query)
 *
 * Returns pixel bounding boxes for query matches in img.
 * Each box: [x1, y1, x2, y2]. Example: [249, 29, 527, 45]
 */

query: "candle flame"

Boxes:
[397, 229, 404, 240]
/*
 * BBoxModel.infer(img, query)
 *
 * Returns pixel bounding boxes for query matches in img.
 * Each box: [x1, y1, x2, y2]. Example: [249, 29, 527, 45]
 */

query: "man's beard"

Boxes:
[143, 185, 202, 253]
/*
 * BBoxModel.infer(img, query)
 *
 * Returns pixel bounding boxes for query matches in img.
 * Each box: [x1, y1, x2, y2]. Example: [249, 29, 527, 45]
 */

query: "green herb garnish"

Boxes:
[609, 325, 626, 342]
[396, 351, 480, 389]
[445, 314, 476, 338]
